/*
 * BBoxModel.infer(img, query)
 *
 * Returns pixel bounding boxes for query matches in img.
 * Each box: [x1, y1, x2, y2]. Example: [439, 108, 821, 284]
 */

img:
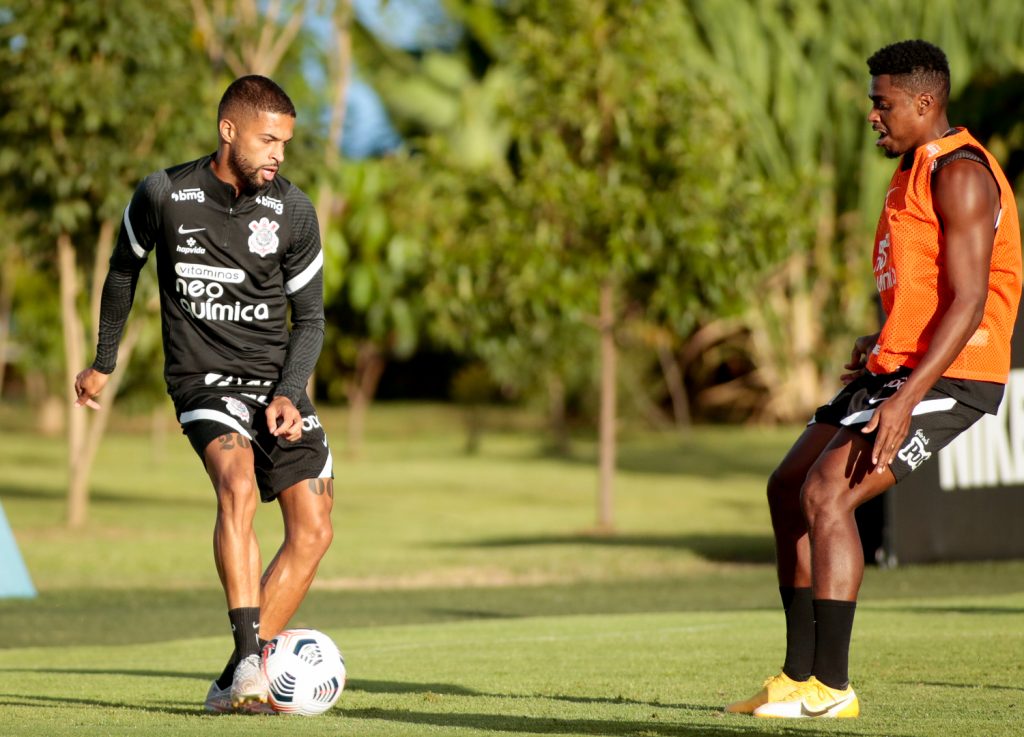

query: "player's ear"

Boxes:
[916, 91, 934, 116]
[219, 118, 237, 145]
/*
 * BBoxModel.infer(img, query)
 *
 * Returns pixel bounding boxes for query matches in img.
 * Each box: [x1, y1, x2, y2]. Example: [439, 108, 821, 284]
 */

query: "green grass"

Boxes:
[1, 403, 1022, 736]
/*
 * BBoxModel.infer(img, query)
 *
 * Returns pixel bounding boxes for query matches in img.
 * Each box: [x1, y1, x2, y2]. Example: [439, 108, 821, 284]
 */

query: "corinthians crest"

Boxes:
[222, 396, 251, 423]
[248, 217, 280, 257]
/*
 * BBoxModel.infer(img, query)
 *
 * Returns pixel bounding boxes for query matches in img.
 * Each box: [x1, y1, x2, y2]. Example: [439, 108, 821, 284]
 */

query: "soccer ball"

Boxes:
[261, 628, 346, 715]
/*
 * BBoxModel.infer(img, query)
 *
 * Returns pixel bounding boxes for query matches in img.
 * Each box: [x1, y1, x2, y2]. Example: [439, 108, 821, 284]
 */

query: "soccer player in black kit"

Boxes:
[74, 76, 334, 714]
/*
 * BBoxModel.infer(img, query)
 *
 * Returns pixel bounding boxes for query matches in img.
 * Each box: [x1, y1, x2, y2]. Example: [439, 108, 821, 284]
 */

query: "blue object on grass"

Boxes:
[0, 500, 36, 598]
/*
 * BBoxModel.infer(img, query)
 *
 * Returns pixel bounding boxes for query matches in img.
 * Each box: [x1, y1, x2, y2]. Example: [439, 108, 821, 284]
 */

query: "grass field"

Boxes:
[1, 403, 1022, 736]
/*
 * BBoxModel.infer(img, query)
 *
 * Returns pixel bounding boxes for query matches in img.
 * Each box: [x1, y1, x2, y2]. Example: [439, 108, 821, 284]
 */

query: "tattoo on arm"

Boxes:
[217, 433, 251, 451]
[308, 478, 334, 498]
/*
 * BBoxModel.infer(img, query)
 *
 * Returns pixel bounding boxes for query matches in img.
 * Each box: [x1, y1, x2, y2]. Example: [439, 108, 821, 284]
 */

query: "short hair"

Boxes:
[217, 75, 296, 123]
[867, 40, 950, 105]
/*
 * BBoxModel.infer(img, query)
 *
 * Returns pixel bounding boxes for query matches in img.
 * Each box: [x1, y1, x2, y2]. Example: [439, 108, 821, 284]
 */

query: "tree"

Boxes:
[672, 0, 1024, 422]
[318, 157, 427, 457]
[416, 0, 785, 530]
[0, 0, 214, 526]
[189, 0, 356, 405]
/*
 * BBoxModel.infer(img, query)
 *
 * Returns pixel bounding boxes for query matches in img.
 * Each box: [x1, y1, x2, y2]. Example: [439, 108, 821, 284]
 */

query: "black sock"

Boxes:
[228, 607, 261, 660]
[780, 586, 814, 681]
[215, 649, 238, 690]
[216, 636, 271, 689]
[812, 599, 857, 689]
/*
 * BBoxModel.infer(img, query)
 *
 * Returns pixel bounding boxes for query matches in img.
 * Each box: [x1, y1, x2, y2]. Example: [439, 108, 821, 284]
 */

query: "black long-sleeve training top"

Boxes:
[92, 154, 325, 405]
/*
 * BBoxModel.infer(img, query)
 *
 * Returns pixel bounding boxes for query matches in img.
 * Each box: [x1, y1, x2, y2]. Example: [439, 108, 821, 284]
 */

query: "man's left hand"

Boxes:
[266, 396, 302, 441]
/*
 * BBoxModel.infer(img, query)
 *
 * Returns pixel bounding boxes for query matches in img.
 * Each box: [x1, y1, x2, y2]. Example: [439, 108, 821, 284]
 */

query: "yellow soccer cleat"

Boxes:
[724, 671, 805, 714]
[753, 675, 859, 719]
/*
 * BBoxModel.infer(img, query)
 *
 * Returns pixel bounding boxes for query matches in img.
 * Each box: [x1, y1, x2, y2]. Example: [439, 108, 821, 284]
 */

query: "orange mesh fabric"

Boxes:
[867, 128, 1022, 383]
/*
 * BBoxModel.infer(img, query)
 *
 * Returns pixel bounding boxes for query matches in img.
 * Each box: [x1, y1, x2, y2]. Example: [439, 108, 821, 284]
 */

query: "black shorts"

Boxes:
[810, 368, 999, 482]
[172, 385, 333, 502]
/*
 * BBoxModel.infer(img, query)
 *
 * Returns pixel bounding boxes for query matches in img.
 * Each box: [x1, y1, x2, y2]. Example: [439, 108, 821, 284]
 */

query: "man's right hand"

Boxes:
[74, 367, 110, 410]
[840, 332, 881, 385]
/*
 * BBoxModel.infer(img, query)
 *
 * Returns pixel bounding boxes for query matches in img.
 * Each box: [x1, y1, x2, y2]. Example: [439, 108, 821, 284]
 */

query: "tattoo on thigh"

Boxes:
[308, 478, 334, 498]
[216, 433, 251, 451]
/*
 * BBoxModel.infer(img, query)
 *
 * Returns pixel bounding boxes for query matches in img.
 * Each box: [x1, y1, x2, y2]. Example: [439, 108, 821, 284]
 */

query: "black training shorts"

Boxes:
[810, 367, 1000, 482]
[173, 385, 333, 502]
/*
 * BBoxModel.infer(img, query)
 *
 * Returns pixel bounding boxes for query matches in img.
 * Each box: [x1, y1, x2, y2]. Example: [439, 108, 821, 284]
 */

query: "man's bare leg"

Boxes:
[799, 428, 896, 691]
[725, 423, 841, 713]
[204, 432, 268, 709]
[259, 477, 335, 639]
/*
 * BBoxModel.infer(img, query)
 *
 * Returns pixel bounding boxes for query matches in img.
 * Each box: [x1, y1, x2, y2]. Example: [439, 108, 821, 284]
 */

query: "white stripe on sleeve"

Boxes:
[284, 249, 324, 295]
[123, 203, 147, 259]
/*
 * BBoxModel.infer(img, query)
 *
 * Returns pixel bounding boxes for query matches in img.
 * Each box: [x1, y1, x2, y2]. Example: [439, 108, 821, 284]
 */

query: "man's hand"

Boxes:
[74, 368, 110, 410]
[840, 332, 881, 385]
[266, 396, 302, 441]
[860, 387, 916, 475]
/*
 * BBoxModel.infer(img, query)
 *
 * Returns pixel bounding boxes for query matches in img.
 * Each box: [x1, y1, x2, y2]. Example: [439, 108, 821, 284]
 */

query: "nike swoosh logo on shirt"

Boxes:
[867, 397, 885, 404]
[178, 225, 206, 234]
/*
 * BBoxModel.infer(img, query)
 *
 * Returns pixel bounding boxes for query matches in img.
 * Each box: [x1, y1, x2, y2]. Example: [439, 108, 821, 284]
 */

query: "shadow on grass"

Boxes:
[350, 678, 480, 696]
[0, 667, 210, 681]
[447, 532, 775, 564]
[880, 605, 1024, 616]
[0, 692, 201, 716]
[0, 481, 212, 509]
[547, 431, 790, 480]
[898, 680, 1024, 692]
[351, 679, 725, 714]
[340, 705, 864, 737]
[0, 689, 871, 735]
[0, 576, 779, 650]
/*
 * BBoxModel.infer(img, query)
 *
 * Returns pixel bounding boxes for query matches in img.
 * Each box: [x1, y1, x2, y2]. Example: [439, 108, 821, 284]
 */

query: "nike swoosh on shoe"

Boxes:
[800, 692, 855, 717]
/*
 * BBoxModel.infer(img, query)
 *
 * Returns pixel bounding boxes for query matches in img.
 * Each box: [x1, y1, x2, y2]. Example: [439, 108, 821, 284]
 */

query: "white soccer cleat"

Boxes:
[230, 653, 272, 712]
[203, 680, 233, 714]
[753, 675, 860, 719]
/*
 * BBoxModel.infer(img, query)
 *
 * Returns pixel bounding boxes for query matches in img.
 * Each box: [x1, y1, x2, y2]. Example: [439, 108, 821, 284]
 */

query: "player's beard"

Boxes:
[227, 147, 271, 195]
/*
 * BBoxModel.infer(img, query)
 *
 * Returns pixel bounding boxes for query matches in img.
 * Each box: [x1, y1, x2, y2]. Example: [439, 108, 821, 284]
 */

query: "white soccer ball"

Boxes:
[261, 628, 346, 715]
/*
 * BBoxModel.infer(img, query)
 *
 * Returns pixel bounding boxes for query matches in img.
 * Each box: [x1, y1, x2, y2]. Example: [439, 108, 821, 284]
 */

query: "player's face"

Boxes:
[867, 75, 923, 158]
[228, 111, 295, 193]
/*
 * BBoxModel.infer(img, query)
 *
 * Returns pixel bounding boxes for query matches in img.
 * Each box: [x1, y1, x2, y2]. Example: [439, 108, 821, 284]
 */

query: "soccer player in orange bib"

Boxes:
[725, 39, 1022, 719]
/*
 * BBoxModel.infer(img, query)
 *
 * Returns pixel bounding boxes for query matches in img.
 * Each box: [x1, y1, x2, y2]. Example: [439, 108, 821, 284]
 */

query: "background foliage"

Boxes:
[4, 0, 1024, 520]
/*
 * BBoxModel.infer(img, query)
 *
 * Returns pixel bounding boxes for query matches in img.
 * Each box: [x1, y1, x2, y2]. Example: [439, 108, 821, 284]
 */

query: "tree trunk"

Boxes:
[657, 343, 691, 429]
[0, 246, 16, 399]
[596, 280, 617, 533]
[546, 373, 571, 456]
[308, 1, 353, 405]
[190, 0, 307, 77]
[59, 224, 141, 528]
[57, 232, 89, 528]
[345, 341, 386, 459]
